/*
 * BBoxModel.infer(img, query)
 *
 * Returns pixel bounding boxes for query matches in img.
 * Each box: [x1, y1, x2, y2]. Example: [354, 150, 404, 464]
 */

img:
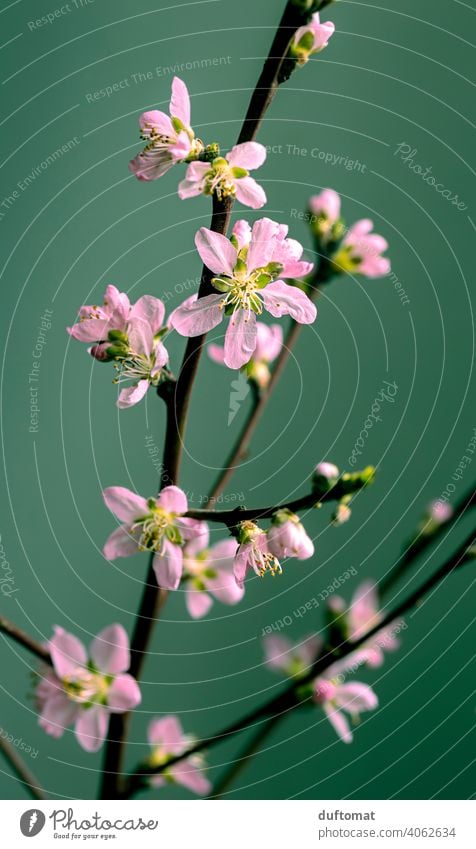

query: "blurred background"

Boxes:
[0, 0, 474, 800]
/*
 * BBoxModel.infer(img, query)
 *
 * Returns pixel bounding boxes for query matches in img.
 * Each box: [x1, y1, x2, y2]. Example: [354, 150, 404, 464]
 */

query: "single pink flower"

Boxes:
[309, 189, 341, 224]
[169, 218, 316, 369]
[233, 521, 282, 587]
[67, 285, 169, 408]
[182, 523, 244, 618]
[129, 77, 201, 181]
[267, 509, 314, 560]
[291, 12, 335, 64]
[332, 581, 400, 667]
[147, 715, 211, 795]
[208, 321, 283, 388]
[178, 142, 267, 208]
[102, 485, 201, 590]
[428, 500, 453, 525]
[333, 219, 390, 278]
[313, 677, 378, 743]
[36, 624, 141, 752]
[264, 633, 320, 678]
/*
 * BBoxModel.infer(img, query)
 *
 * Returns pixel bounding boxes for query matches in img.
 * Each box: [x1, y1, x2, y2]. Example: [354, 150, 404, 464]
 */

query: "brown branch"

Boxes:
[0, 732, 46, 801]
[98, 0, 318, 799]
[122, 525, 476, 797]
[0, 616, 51, 665]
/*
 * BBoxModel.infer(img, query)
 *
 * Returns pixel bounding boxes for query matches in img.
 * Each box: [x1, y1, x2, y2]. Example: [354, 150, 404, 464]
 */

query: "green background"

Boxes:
[0, 0, 474, 801]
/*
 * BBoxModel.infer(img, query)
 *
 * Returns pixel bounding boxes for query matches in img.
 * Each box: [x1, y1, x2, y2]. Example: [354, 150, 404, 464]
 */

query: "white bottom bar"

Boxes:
[2, 799, 474, 847]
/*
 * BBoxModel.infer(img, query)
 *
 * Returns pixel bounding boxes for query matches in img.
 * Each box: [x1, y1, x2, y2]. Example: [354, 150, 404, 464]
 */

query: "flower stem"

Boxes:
[0, 730, 46, 800]
[0, 615, 50, 665]
[209, 714, 282, 799]
[122, 524, 476, 797]
[98, 0, 315, 800]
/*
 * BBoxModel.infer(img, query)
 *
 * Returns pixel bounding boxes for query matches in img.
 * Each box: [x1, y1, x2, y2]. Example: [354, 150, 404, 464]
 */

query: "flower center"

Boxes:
[133, 506, 181, 553]
[251, 543, 282, 578]
[63, 667, 110, 706]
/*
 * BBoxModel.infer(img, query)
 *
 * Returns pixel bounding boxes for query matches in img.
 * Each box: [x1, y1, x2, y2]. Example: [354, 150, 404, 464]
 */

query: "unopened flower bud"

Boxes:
[332, 501, 352, 526]
[312, 461, 340, 494]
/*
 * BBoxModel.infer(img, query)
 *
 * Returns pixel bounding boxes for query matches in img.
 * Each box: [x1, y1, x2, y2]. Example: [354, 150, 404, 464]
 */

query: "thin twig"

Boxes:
[0, 616, 50, 665]
[209, 714, 281, 799]
[0, 733, 46, 800]
[98, 0, 316, 799]
[122, 525, 475, 797]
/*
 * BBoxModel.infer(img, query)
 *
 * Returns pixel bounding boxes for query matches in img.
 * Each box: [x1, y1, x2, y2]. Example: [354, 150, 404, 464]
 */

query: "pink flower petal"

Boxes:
[169, 130, 192, 161]
[128, 317, 154, 356]
[186, 588, 213, 618]
[226, 141, 267, 170]
[309, 189, 341, 221]
[148, 715, 184, 752]
[103, 525, 139, 560]
[235, 176, 266, 210]
[39, 693, 78, 738]
[117, 380, 150, 409]
[170, 293, 224, 337]
[264, 634, 294, 671]
[90, 624, 130, 675]
[170, 77, 191, 127]
[171, 760, 211, 795]
[130, 295, 165, 334]
[254, 323, 283, 362]
[231, 219, 252, 248]
[334, 682, 378, 713]
[158, 485, 187, 514]
[108, 674, 141, 712]
[208, 568, 245, 605]
[247, 218, 280, 272]
[195, 228, 237, 275]
[349, 581, 379, 637]
[262, 280, 317, 323]
[75, 705, 109, 752]
[207, 343, 225, 364]
[102, 486, 149, 523]
[224, 309, 257, 369]
[129, 148, 175, 181]
[153, 541, 183, 590]
[67, 319, 111, 343]
[184, 520, 209, 556]
[139, 109, 174, 138]
[49, 627, 87, 679]
[323, 703, 353, 743]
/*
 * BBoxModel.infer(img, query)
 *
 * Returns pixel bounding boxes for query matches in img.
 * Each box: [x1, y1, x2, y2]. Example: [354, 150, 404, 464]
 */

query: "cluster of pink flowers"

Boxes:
[102, 486, 316, 596]
[309, 188, 390, 278]
[36, 624, 141, 752]
[263, 580, 401, 743]
[128, 76, 267, 209]
[66, 285, 169, 409]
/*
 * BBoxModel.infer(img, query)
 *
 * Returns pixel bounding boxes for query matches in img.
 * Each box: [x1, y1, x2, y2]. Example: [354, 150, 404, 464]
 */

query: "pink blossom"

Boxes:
[67, 285, 169, 408]
[208, 321, 283, 388]
[333, 581, 400, 668]
[291, 12, 335, 64]
[428, 500, 453, 525]
[182, 523, 244, 618]
[178, 142, 267, 208]
[102, 485, 201, 590]
[267, 509, 314, 560]
[233, 521, 282, 587]
[333, 219, 390, 278]
[314, 676, 378, 743]
[147, 715, 211, 795]
[308, 188, 343, 239]
[169, 218, 316, 369]
[36, 624, 141, 752]
[129, 77, 201, 181]
[264, 633, 320, 678]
